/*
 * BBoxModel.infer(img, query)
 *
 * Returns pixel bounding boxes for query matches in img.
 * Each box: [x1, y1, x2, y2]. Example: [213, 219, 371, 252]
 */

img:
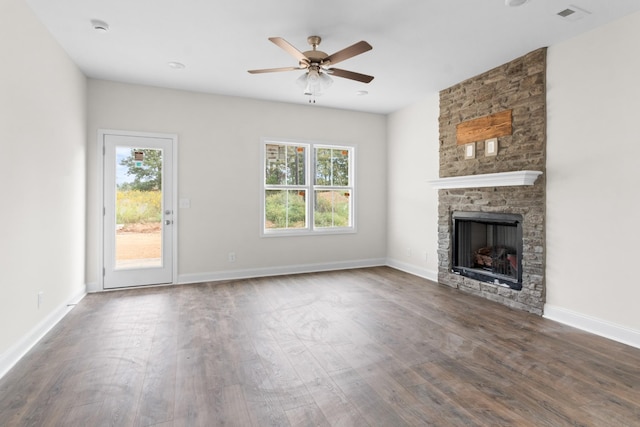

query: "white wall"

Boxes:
[545, 11, 640, 342]
[86, 80, 387, 287]
[0, 0, 86, 369]
[386, 94, 440, 280]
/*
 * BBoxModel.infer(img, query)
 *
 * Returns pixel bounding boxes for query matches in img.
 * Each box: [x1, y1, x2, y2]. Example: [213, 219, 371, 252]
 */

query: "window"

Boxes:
[262, 139, 354, 235]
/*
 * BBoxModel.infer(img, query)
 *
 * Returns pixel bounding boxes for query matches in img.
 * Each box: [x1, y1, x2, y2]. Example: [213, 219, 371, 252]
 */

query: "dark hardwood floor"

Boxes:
[1, 267, 639, 426]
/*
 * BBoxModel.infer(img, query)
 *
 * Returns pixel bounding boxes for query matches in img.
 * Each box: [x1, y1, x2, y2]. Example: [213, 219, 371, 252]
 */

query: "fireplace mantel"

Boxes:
[428, 170, 542, 190]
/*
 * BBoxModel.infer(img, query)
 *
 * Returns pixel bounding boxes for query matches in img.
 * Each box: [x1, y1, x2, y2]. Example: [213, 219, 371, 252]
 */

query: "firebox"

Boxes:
[452, 211, 523, 290]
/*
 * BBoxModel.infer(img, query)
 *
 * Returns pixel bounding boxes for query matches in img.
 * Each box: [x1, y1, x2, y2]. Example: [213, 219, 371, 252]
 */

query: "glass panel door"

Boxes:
[103, 132, 174, 289]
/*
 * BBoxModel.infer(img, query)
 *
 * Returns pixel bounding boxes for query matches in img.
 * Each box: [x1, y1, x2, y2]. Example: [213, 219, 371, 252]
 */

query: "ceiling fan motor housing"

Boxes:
[303, 35, 328, 66]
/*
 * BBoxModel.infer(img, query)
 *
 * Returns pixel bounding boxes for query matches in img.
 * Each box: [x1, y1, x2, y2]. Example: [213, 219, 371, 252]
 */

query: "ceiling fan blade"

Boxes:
[328, 68, 374, 83]
[248, 66, 303, 74]
[324, 41, 372, 66]
[269, 37, 309, 64]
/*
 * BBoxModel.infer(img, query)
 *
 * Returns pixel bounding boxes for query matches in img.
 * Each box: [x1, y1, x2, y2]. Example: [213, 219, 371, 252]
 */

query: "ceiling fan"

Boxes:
[248, 36, 374, 97]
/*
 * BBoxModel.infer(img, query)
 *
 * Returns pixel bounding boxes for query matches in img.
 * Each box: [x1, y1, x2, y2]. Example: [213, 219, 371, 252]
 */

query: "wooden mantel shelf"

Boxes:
[428, 170, 543, 190]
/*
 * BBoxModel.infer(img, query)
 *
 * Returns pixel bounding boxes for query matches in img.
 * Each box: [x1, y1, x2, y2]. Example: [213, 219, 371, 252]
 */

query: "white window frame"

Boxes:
[261, 138, 356, 237]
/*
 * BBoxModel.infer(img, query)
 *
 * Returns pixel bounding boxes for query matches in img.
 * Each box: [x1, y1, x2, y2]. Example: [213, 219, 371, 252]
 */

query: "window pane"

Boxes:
[315, 148, 349, 186]
[314, 190, 351, 228]
[265, 144, 306, 185]
[115, 147, 163, 269]
[286, 145, 306, 185]
[265, 190, 307, 229]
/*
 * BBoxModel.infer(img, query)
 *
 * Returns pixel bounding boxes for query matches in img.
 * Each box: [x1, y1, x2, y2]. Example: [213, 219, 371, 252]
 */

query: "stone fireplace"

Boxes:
[434, 48, 546, 315]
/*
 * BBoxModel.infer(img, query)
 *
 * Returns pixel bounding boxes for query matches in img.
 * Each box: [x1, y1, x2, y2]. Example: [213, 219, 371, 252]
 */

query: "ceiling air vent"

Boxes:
[557, 5, 591, 21]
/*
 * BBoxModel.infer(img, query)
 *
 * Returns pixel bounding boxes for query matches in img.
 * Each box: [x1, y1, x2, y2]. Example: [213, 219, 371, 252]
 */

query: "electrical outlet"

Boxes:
[406, 248, 412, 257]
[423, 251, 428, 262]
[38, 291, 44, 309]
[228, 252, 236, 262]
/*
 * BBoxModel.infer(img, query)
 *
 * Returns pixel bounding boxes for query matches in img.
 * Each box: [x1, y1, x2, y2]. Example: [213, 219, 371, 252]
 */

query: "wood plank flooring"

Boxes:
[1, 267, 639, 426]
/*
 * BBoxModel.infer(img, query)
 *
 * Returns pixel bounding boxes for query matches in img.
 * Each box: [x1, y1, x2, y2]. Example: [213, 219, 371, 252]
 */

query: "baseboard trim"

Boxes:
[0, 289, 86, 380]
[86, 281, 100, 293]
[386, 258, 438, 282]
[544, 304, 640, 350]
[178, 258, 387, 285]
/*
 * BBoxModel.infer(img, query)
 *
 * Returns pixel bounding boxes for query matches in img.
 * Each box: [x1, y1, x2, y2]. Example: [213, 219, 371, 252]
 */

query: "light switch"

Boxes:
[179, 198, 191, 209]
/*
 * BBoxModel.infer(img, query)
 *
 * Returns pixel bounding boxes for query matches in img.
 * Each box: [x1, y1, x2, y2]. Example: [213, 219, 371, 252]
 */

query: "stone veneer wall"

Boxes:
[437, 48, 546, 314]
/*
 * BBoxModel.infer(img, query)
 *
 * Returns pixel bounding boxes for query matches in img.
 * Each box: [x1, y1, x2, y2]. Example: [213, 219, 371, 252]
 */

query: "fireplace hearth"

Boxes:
[452, 212, 523, 290]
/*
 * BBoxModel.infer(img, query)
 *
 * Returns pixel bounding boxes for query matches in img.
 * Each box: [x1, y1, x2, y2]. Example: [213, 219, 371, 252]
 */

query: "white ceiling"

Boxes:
[25, 0, 640, 114]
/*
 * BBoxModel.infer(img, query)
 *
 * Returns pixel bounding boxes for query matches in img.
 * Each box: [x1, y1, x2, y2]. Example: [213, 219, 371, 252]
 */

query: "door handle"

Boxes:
[165, 220, 173, 225]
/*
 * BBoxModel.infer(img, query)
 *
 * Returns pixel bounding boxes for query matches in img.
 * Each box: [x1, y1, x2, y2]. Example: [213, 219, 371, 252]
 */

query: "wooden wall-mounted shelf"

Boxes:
[456, 110, 512, 145]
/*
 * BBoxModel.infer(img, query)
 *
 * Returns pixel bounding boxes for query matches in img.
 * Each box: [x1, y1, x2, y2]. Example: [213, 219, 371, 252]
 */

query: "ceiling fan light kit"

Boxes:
[296, 66, 333, 96]
[248, 35, 373, 99]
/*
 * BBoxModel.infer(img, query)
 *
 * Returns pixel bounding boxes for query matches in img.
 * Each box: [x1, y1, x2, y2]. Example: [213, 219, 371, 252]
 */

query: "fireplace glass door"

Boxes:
[452, 212, 523, 290]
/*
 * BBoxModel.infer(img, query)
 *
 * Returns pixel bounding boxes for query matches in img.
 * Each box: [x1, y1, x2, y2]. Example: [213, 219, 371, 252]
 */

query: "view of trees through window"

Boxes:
[114, 147, 163, 265]
[117, 148, 162, 225]
[264, 142, 353, 232]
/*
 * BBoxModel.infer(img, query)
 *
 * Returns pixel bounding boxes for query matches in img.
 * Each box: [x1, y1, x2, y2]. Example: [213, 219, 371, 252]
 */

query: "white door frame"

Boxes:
[97, 129, 178, 290]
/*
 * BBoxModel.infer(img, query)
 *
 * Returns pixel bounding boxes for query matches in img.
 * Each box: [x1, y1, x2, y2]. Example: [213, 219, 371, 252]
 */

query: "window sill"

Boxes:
[261, 227, 356, 237]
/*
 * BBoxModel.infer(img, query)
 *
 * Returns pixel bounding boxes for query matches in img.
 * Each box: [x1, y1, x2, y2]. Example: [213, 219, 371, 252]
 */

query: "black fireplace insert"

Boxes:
[452, 211, 523, 290]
